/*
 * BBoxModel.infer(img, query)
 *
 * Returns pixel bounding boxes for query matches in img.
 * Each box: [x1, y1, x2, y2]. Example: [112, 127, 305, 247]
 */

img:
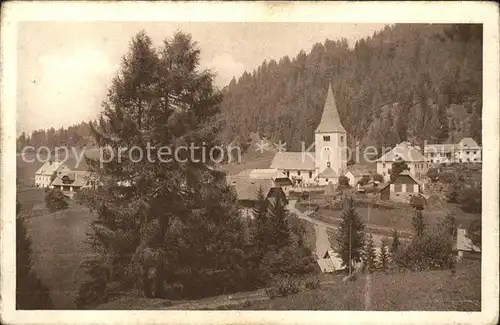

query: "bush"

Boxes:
[44, 188, 69, 212]
[393, 226, 454, 271]
[265, 275, 301, 299]
[373, 174, 384, 183]
[304, 277, 321, 290]
[337, 176, 350, 190]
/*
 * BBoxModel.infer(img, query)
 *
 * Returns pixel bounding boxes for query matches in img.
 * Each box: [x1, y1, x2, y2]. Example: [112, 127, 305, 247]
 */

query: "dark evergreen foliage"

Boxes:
[44, 188, 69, 212]
[16, 201, 53, 309]
[333, 197, 366, 270]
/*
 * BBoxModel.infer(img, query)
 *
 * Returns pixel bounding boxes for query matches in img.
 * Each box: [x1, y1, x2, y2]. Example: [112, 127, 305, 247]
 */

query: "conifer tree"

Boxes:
[390, 228, 400, 255]
[363, 233, 377, 273]
[378, 240, 389, 272]
[267, 195, 291, 251]
[252, 186, 270, 254]
[412, 209, 425, 238]
[16, 201, 53, 309]
[77, 30, 246, 307]
[334, 197, 365, 272]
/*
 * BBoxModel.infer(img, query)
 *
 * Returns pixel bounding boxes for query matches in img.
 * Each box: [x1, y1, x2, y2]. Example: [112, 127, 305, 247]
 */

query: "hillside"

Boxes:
[220, 24, 482, 151]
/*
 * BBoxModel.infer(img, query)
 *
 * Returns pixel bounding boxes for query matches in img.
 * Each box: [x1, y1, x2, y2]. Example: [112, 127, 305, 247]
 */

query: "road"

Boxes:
[287, 200, 385, 258]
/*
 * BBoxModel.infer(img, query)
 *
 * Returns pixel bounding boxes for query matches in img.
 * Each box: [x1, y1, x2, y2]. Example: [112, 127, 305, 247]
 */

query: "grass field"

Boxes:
[218, 260, 481, 311]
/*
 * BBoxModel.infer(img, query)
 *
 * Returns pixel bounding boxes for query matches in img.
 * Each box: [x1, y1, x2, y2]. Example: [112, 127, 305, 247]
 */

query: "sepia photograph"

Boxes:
[1, 2, 498, 324]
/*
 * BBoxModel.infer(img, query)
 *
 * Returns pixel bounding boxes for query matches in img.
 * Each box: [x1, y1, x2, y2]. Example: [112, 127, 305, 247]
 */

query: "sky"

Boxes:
[17, 22, 386, 135]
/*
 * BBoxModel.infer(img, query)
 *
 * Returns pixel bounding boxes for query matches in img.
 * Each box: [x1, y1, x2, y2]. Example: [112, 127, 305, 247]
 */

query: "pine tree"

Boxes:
[334, 197, 365, 272]
[412, 209, 425, 237]
[77, 30, 246, 307]
[378, 240, 389, 272]
[251, 186, 270, 254]
[363, 233, 377, 273]
[267, 195, 291, 251]
[16, 201, 53, 309]
[390, 228, 400, 255]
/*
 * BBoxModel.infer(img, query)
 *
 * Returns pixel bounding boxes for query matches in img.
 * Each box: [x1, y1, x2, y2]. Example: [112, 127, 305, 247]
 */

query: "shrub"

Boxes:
[373, 174, 384, 183]
[337, 176, 350, 190]
[304, 277, 321, 290]
[265, 274, 301, 299]
[44, 188, 68, 212]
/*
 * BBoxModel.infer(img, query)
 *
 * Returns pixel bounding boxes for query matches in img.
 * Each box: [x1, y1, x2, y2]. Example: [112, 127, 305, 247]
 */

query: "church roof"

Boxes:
[315, 82, 346, 134]
[270, 152, 315, 170]
[318, 167, 337, 178]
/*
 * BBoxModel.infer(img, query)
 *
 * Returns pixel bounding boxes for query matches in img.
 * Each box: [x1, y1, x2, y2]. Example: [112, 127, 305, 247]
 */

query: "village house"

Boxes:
[345, 165, 376, 187]
[227, 177, 288, 219]
[424, 137, 482, 165]
[50, 170, 99, 197]
[316, 250, 344, 273]
[376, 141, 428, 182]
[34, 160, 70, 188]
[379, 170, 423, 202]
[271, 82, 347, 186]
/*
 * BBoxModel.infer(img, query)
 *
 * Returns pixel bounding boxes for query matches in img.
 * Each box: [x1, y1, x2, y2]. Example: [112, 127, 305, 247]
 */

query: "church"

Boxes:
[270, 82, 347, 186]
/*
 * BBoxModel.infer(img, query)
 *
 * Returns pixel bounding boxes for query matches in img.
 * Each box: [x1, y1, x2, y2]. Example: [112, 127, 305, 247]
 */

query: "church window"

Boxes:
[297, 171, 301, 176]
[325, 179, 328, 182]
[323, 136, 330, 142]
[327, 162, 331, 168]
[309, 171, 313, 178]
[340, 136, 344, 143]
[286, 171, 290, 177]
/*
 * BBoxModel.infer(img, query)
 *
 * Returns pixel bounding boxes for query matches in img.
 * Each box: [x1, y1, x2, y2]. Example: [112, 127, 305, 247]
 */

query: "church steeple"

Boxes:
[315, 82, 346, 134]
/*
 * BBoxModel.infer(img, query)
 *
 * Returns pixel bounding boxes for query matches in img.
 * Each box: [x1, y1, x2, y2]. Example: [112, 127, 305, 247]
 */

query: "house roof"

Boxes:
[227, 178, 272, 201]
[456, 228, 481, 252]
[379, 172, 421, 191]
[234, 168, 288, 180]
[458, 137, 480, 148]
[376, 142, 426, 162]
[315, 82, 346, 134]
[424, 143, 456, 153]
[318, 167, 337, 178]
[317, 250, 344, 272]
[35, 161, 65, 176]
[51, 170, 95, 187]
[270, 152, 315, 170]
[347, 165, 376, 177]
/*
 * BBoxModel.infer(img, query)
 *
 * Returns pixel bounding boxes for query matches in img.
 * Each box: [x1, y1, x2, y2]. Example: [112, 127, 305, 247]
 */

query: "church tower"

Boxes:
[314, 82, 347, 184]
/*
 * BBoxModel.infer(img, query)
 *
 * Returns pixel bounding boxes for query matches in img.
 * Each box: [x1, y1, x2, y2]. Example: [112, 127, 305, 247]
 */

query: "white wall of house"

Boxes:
[282, 169, 316, 186]
[377, 161, 428, 182]
[456, 149, 482, 163]
[35, 175, 52, 188]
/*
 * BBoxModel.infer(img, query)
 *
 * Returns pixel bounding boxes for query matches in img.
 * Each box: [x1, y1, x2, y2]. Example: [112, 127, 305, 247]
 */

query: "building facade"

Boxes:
[376, 142, 428, 182]
[424, 137, 482, 165]
[34, 161, 70, 188]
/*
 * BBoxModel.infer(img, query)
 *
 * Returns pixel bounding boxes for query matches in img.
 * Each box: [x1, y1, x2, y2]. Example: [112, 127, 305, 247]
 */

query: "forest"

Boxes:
[219, 24, 482, 152]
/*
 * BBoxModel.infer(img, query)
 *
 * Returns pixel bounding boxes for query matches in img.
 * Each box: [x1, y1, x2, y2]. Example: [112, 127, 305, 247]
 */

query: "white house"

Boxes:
[34, 161, 69, 188]
[231, 168, 293, 195]
[50, 170, 99, 197]
[271, 82, 347, 186]
[424, 137, 482, 165]
[376, 142, 428, 182]
[345, 165, 376, 186]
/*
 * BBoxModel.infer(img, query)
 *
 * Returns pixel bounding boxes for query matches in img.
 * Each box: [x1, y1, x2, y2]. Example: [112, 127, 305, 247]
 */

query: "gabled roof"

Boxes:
[227, 178, 272, 201]
[51, 170, 95, 187]
[379, 171, 421, 191]
[347, 165, 376, 177]
[376, 142, 426, 162]
[270, 152, 315, 170]
[35, 161, 65, 176]
[458, 137, 480, 148]
[318, 167, 337, 178]
[315, 82, 346, 134]
[234, 168, 288, 181]
[424, 143, 456, 153]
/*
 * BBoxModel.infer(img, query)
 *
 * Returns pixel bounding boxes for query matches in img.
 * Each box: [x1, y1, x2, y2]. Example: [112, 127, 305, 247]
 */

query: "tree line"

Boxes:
[220, 24, 482, 152]
[17, 121, 96, 151]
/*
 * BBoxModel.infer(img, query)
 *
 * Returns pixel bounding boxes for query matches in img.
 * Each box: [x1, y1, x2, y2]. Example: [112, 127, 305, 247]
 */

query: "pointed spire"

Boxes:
[315, 82, 346, 133]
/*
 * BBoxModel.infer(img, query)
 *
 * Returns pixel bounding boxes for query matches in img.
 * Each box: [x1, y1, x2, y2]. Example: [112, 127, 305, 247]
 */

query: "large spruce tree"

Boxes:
[76, 31, 246, 307]
[16, 201, 53, 309]
[334, 197, 365, 272]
